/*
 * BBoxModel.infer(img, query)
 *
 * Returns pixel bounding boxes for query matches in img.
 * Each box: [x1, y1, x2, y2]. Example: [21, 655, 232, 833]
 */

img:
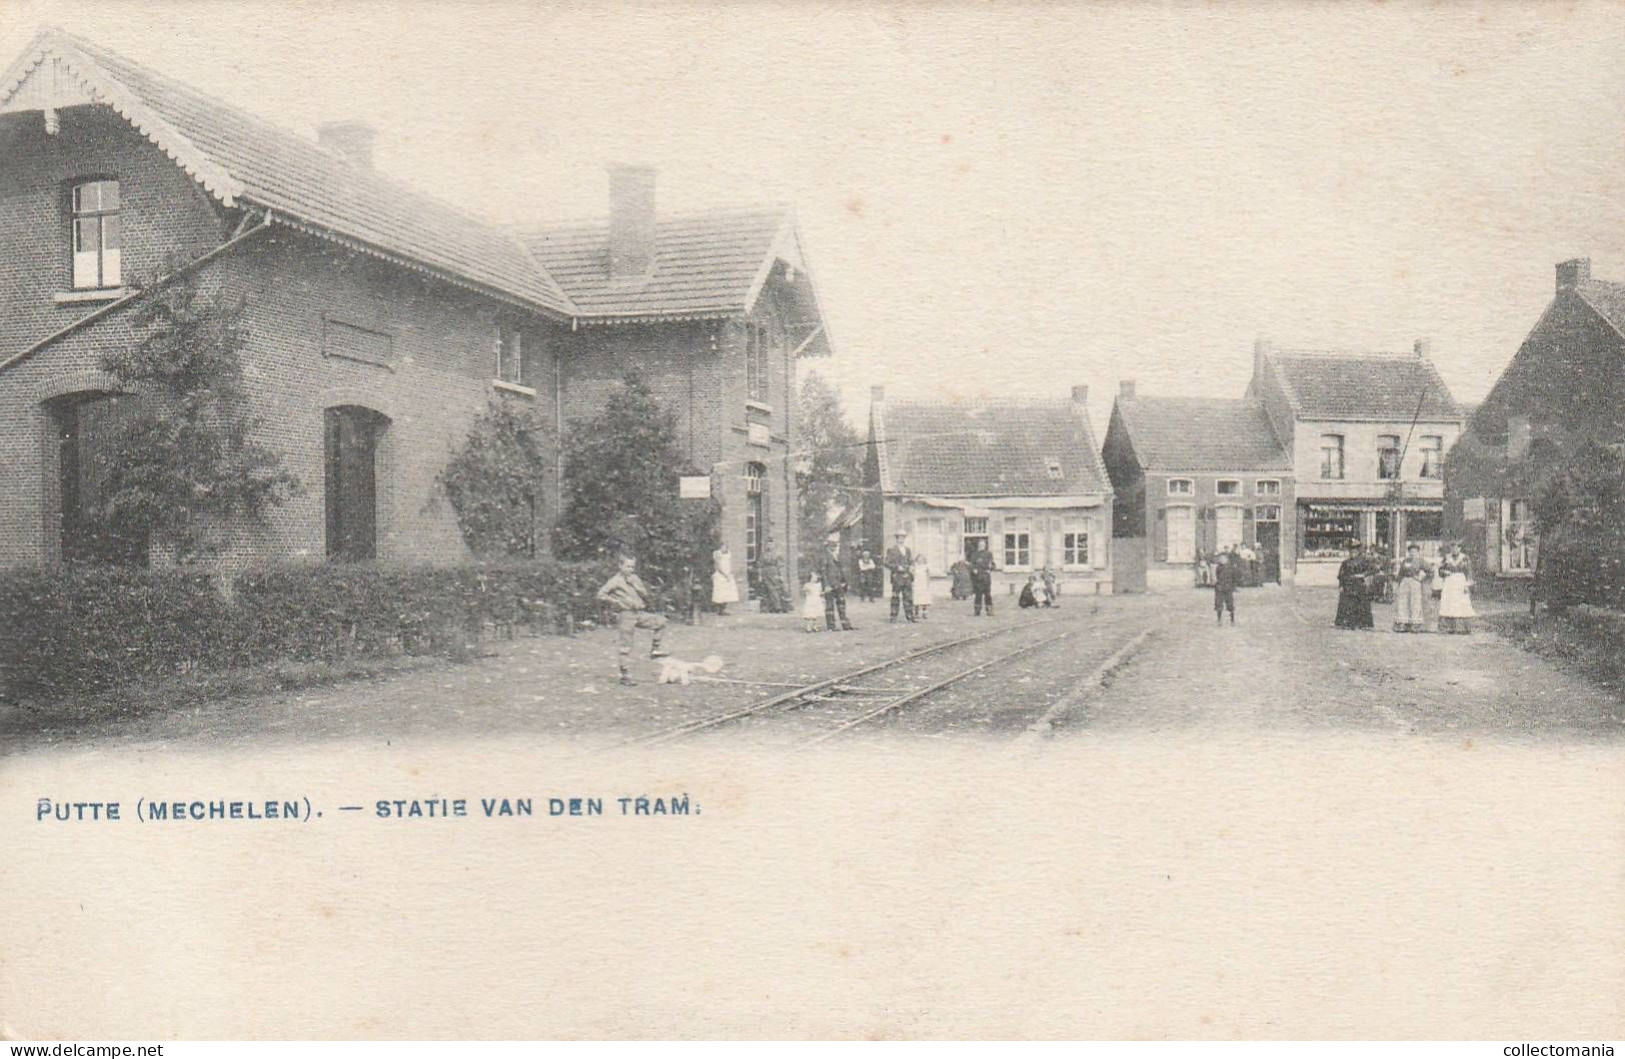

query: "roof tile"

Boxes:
[1113, 397, 1291, 472]
[879, 401, 1110, 497]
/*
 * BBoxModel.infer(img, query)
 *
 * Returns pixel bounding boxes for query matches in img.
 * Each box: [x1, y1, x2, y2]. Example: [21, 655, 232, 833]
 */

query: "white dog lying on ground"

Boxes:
[656, 654, 725, 685]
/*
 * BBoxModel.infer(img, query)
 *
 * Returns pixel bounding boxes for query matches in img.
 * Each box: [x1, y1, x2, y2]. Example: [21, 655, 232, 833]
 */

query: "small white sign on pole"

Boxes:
[1462, 497, 1485, 521]
[679, 475, 711, 500]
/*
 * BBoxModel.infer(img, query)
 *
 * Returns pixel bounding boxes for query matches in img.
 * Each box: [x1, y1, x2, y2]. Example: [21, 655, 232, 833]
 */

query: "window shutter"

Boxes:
[1153, 507, 1168, 562]
[1092, 514, 1108, 569]
[1486, 500, 1502, 573]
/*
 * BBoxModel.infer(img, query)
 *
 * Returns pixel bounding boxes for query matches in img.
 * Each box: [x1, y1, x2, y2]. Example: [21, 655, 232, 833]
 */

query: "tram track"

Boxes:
[616, 614, 1154, 749]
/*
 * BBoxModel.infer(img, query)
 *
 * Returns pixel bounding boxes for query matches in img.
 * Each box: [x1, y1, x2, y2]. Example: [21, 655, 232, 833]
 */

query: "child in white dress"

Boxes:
[801, 574, 825, 632]
[912, 554, 933, 620]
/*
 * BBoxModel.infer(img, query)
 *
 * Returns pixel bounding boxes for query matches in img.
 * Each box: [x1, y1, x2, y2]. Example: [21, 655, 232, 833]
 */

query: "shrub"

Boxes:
[0, 557, 618, 704]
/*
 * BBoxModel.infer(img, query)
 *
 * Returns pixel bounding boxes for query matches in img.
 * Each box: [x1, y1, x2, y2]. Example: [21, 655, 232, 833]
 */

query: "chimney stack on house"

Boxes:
[1119, 379, 1136, 399]
[607, 163, 658, 280]
[1414, 338, 1432, 359]
[1071, 384, 1089, 405]
[317, 121, 376, 171]
[1556, 257, 1591, 293]
[1253, 336, 1275, 382]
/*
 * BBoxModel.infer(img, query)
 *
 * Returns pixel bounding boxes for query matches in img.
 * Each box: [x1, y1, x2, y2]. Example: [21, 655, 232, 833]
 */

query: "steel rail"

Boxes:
[797, 629, 1080, 749]
[617, 616, 1075, 748]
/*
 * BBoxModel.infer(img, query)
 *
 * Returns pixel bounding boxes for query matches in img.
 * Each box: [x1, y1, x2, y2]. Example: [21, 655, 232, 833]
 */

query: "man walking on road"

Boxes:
[970, 542, 998, 617]
[884, 530, 916, 623]
[818, 533, 858, 632]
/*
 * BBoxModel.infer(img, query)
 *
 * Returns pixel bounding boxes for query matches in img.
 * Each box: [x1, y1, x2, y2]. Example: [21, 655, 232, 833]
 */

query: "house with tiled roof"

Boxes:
[1445, 258, 1625, 582]
[0, 30, 830, 582]
[863, 385, 1115, 596]
[1249, 338, 1465, 585]
[1101, 384, 1293, 591]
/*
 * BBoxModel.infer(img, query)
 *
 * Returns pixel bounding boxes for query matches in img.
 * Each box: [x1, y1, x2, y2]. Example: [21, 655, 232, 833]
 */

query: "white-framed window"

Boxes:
[1319, 434, 1345, 480]
[1062, 523, 1089, 567]
[1165, 505, 1195, 563]
[963, 516, 988, 560]
[1215, 503, 1244, 551]
[1167, 478, 1193, 496]
[1256, 479, 1281, 496]
[1503, 498, 1536, 572]
[1420, 435, 1443, 479]
[495, 326, 523, 385]
[1045, 458, 1063, 480]
[1003, 517, 1032, 569]
[71, 179, 121, 289]
[1216, 479, 1241, 496]
[1378, 434, 1402, 480]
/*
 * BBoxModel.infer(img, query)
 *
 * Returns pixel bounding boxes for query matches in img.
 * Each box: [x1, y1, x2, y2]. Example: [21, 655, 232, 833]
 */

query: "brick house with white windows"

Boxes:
[1100, 383, 1294, 591]
[1249, 339, 1464, 586]
[863, 386, 1114, 597]
[0, 30, 830, 584]
[1444, 258, 1625, 582]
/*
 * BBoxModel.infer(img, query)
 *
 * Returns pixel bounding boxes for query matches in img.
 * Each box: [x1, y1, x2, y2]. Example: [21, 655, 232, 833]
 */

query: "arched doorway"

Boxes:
[324, 405, 390, 560]
[47, 391, 148, 566]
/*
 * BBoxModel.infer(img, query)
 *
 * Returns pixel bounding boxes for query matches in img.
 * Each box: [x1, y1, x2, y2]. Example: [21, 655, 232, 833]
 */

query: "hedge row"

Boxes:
[0, 558, 621, 701]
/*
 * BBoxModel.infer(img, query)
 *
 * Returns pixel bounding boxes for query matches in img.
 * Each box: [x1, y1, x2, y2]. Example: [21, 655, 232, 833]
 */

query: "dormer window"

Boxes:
[71, 179, 121, 289]
[1045, 458, 1063, 479]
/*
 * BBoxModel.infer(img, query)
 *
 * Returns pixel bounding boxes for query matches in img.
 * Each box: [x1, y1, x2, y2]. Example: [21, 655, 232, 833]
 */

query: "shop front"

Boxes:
[1296, 500, 1445, 586]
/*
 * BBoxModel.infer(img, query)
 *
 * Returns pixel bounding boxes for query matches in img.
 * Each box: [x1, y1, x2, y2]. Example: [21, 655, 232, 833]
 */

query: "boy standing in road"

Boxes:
[596, 554, 668, 685]
[1213, 549, 1239, 625]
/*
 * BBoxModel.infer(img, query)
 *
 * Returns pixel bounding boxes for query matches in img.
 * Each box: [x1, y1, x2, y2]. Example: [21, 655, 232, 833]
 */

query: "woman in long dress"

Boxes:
[1335, 543, 1375, 630]
[711, 545, 740, 615]
[1436, 543, 1476, 634]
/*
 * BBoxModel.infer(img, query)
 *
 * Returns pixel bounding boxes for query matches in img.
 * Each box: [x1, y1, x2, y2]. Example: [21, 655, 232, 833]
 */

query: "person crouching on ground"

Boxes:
[1393, 542, 1431, 633]
[801, 572, 825, 633]
[596, 554, 668, 686]
[1213, 549, 1239, 625]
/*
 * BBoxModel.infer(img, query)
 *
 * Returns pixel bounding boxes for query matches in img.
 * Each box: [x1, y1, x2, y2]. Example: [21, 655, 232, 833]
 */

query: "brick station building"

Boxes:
[0, 30, 831, 584]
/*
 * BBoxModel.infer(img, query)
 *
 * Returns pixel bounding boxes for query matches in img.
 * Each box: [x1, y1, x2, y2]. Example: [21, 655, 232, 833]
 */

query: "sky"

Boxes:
[6, 0, 1625, 430]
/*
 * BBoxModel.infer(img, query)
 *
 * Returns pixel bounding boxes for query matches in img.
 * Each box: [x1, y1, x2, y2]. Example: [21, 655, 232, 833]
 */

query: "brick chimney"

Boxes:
[1119, 379, 1136, 399]
[317, 120, 376, 171]
[607, 164, 657, 280]
[1071, 384, 1089, 405]
[1556, 257, 1591, 293]
[1414, 338, 1432, 359]
[1253, 336, 1275, 383]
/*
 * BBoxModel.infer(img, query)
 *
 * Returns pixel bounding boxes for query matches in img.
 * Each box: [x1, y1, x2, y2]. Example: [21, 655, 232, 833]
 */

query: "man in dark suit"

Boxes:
[884, 530, 916, 623]
[970, 543, 998, 617]
[818, 533, 857, 631]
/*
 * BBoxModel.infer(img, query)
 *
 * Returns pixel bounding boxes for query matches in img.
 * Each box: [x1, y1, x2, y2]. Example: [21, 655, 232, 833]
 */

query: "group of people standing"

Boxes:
[1335, 541, 1477, 634]
[794, 531, 1006, 631]
[708, 529, 1028, 635]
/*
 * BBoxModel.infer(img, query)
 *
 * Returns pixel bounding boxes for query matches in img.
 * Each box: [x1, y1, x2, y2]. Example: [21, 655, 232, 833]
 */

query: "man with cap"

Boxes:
[883, 529, 916, 623]
[817, 532, 858, 632]
[969, 541, 998, 617]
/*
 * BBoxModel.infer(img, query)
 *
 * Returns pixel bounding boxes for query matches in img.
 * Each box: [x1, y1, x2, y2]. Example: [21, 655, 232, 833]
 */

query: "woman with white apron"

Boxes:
[1436, 543, 1476, 634]
[711, 545, 740, 615]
